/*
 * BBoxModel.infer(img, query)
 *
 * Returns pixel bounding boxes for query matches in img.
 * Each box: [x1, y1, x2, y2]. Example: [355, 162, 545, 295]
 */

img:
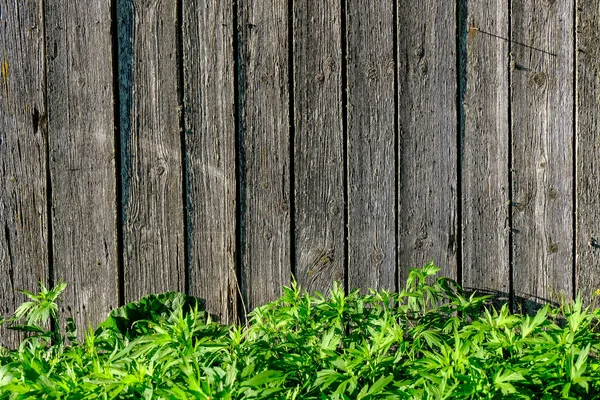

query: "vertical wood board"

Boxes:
[117, 0, 185, 302]
[44, 0, 118, 330]
[461, 1, 510, 295]
[397, 0, 458, 282]
[346, 0, 396, 292]
[575, 0, 600, 303]
[183, 0, 237, 323]
[293, 0, 344, 295]
[238, 0, 291, 311]
[510, 0, 574, 311]
[0, 0, 48, 348]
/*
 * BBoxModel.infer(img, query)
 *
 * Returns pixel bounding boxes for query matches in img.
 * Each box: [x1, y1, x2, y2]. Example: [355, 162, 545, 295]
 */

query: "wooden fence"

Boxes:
[1, 0, 599, 347]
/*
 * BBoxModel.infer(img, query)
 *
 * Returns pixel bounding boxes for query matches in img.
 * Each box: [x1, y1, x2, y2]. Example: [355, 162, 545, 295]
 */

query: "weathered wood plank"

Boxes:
[117, 0, 185, 303]
[461, 3, 510, 295]
[347, 0, 395, 292]
[45, 1, 118, 330]
[397, 1, 458, 282]
[238, 1, 290, 311]
[183, 0, 237, 323]
[293, 0, 344, 294]
[575, 0, 600, 304]
[0, 0, 48, 348]
[511, 0, 574, 311]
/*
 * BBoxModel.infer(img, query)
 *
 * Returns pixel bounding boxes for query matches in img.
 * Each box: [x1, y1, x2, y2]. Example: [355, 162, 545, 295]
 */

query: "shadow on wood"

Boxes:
[463, 287, 561, 316]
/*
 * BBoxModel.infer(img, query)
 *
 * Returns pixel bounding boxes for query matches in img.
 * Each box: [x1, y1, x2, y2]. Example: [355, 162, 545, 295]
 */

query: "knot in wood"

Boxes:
[155, 164, 167, 176]
[414, 46, 424, 59]
[532, 72, 547, 88]
[547, 186, 558, 200]
[367, 66, 378, 81]
[325, 56, 336, 72]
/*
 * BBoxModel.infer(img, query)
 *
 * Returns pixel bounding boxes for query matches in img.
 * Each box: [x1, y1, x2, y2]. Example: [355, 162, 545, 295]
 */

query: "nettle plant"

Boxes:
[1, 262, 600, 399]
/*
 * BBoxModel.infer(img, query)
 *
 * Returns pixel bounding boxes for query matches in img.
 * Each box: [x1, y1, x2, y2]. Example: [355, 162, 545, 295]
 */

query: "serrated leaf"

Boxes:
[366, 374, 394, 396]
[494, 369, 525, 384]
[313, 369, 343, 390]
[241, 369, 284, 387]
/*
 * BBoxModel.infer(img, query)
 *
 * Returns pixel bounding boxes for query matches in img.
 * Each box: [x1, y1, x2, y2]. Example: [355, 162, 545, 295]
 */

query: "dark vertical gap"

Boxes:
[41, 0, 55, 329]
[456, 0, 468, 288]
[232, 0, 246, 324]
[341, 0, 349, 295]
[507, 1, 515, 312]
[176, 0, 190, 295]
[572, 0, 577, 301]
[392, 0, 399, 294]
[288, 0, 296, 282]
[110, 0, 125, 307]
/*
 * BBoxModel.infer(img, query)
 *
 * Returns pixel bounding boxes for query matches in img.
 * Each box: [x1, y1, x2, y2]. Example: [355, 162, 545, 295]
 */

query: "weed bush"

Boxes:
[1, 262, 600, 399]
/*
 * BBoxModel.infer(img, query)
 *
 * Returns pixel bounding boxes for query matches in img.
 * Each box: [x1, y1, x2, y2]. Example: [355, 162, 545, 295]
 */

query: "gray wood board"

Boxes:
[461, 2, 510, 296]
[183, 0, 237, 323]
[238, 1, 291, 311]
[397, 1, 458, 283]
[510, 0, 574, 311]
[293, 0, 344, 295]
[0, 0, 48, 348]
[118, 0, 185, 302]
[45, 1, 118, 331]
[346, 0, 396, 292]
[575, 0, 600, 304]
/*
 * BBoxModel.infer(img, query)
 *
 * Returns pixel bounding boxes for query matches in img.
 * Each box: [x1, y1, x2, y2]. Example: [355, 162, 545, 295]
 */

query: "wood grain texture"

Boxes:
[0, 0, 48, 348]
[2, 0, 595, 332]
[461, 2, 510, 295]
[293, 0, 344, 295]
[44, 0, 118, 330]
[183, 0, 237, 323]
[347, 0, 396, 292]
[238, 0, 290, 311]
[397, 1, 458, 282]
[575, 0, 600, 304]
[511, 0, 574, 311]
[117, 0, 185, 303]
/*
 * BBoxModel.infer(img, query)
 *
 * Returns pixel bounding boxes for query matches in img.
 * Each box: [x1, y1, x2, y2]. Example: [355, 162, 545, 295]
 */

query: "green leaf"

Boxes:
[95, 292, 206, 338]
[419, 330, 442, 349]
[574, 344, 590, 373]
[494, 369, 525, 384]
[6, 324, 47, 334]
[321, 327, 341, 351]
[0, 365, 13, 387]
[240, 369, 285, 387]
[494, 368, 525, 395]
[225, 361, 238, 387]
[313, 369, 344, 390]
[366, 374, 394, 396]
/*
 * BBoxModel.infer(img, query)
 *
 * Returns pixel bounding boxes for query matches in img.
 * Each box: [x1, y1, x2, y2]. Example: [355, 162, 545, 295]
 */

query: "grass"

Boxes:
[1, 262, 600, 399]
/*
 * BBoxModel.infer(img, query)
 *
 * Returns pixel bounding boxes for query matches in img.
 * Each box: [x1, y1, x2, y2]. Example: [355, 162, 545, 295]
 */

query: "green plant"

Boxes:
[1, 281, 71, 346]
[1, 262, 600, 399]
